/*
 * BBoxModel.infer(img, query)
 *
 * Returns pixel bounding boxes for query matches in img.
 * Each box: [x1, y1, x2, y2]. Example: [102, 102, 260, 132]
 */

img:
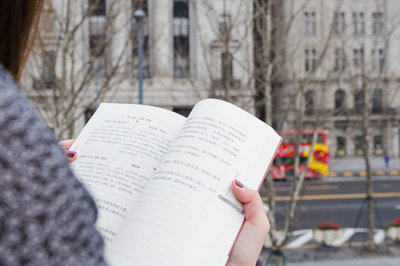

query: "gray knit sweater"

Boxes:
[0, 65, 107, 265]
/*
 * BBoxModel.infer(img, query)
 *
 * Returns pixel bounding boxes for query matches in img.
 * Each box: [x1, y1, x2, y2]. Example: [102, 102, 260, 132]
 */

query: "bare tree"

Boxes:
[339, 0, 400, 250]
[20, 0, 133, 139]
[257, 1, 350, 264]
[191, 3, 337, 264]
[263, 0, 400, 256]
[192, 0, 255, 109]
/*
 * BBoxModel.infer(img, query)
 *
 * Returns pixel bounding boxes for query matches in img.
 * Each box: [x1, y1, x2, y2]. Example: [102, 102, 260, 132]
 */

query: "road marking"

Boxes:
[321, 175, 400, 182]
[359, 171, 367, 176]
[328, 172, 337, 177]
[332, 228, 354, 246]
[274, 186, 291, 192]
[279, 228, 392, 250]
[375, 171, 385, 176]
[286, 230, 313, 248]
[284, 240, 394, 249]
[303, 185, 339, 190]
[344, 171, 353, 176]
[389, 170, 399, 175]
[282, 243, 319, 249]
[374, 229, 385, 243]
[291, 229, 310, 236]
[263, 192, 400, 201]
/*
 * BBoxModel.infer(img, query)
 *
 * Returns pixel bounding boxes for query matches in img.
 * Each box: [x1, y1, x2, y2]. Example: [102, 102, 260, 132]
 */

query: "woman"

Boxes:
[0, 1, 269, 265]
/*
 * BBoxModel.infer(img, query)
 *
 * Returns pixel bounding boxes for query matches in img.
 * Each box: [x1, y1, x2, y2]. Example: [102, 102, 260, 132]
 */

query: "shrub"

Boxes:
[314, 222, 341, 230]
[385, 218, 400, 230]
[274, 224, 282, 231]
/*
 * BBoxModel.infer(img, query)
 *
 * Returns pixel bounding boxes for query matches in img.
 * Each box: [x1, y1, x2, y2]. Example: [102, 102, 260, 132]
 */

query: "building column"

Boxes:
[367, 127, 373, 156]
[111, 1, 131, 73]
[151, 0, 173, 77]
[346, 126, 354, 156]
[392, 126, 399, 157]
[326, 122, 335, 156]
[383, 120, 392, 155]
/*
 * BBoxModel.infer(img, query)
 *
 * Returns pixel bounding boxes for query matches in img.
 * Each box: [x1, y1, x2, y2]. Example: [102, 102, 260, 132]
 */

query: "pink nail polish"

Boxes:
[235, 179, 244, 188]
[67, 151, 76, 158]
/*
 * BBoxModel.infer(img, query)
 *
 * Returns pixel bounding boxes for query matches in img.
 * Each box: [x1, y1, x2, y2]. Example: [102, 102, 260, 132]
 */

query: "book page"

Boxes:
[106, 99, 281, 266]
[69, 103, 186, 244]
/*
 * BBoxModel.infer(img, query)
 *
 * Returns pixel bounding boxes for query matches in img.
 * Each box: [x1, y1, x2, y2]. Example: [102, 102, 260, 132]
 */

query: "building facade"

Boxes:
[276, 0, 400, 157]
[21, 0, 400, 157]
[21, 0, 255, 138]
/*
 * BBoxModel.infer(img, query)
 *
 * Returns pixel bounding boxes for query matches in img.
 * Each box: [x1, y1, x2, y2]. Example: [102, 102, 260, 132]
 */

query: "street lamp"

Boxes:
[134, 9, 146, 104]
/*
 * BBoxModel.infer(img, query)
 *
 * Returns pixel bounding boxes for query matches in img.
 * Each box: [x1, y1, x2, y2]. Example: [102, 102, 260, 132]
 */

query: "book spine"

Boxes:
[257, 137, 283, 192]
[227, 136, 282, 257]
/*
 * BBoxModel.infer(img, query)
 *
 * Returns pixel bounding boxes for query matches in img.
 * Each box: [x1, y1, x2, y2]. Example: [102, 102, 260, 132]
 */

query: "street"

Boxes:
[272, 176, 400, 230]
[260, 175, 400, 250]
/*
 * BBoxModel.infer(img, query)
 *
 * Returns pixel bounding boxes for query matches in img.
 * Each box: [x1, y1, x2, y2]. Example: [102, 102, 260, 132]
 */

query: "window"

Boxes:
[89, 0, 107, 77]
[132, 0, 150, 78]
[334, 89, 345, 115]
[89, 34, 107, 77]
[132, 0, 147, 11]
[353, 48, 364, 67]
[43, 9, 56, 33]
[219, 14, 231, 35]
[173, 0, 190, 78]
[354, 89, 364, 114]
[373, 128, 383, 155]
[89, 0, 106, 16]
[335, 127, 347, 156]
[305, 49, 316, 72]
[305, 90, 314, 115]
[372, 89, 383, 114]
[335, 12, 345, 35]
[43, 51, 56, 88]
[354, 128, 365, 155]
[372, 49, 385, 72]
[334, 48, 346, 72]
[89, 16, 106, 36]
[304, 12, 316, 35]
[221, 52, 233, 83]
[352, 12, 365, 35]
[174, 17, 189, 36]
[372, 12, 384, 35]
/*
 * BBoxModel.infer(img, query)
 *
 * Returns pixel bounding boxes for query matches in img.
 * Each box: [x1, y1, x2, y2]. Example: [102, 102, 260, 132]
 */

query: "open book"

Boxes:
[69, 99, 281, 266]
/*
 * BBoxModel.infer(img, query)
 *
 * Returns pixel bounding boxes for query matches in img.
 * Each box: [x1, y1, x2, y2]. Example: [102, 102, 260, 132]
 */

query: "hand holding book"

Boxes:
[227, 180, 270, 266]
[69, 99, 281, 265]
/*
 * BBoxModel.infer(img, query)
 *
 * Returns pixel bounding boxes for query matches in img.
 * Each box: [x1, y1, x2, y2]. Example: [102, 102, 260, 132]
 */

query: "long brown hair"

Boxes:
[0, 1, 44, 80]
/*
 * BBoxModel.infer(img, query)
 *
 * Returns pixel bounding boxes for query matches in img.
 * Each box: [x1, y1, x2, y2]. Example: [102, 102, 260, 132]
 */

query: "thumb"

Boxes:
[59, 139, 75, 150]
[59, 139, 77, 162]
[231, 180, 269, 229]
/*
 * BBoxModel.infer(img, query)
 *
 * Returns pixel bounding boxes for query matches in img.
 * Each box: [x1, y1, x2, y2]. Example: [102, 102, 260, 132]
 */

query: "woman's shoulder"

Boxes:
[0, 64, 62, 168]
[0, 64, 39, 131]
[0, 65, 107, 265]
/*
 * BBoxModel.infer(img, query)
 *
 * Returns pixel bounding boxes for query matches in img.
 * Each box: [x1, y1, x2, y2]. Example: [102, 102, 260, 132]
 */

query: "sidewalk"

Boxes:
[288, 257, 400, 266]
[259, 245, 400, 265]
[329, 156, 400, 176]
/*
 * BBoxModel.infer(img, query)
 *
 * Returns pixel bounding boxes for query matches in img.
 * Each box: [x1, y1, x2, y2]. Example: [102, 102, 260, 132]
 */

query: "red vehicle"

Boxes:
[272, 130, 329, 179]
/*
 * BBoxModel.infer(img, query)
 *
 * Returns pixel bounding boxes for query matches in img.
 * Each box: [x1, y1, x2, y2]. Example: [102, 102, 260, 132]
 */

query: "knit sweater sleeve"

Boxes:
[0, 66, 108, 265]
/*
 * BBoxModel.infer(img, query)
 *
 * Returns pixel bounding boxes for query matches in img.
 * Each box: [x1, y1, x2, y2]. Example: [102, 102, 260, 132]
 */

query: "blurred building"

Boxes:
[21, 0, 255, 138]
[20, 0, 400, 157]
[275, 0, 400, 157]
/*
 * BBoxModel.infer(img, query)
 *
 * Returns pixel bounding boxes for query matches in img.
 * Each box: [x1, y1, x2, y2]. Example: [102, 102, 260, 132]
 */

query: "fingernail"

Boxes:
[67, 151, 77, 158]
[235, 179, 244, 188]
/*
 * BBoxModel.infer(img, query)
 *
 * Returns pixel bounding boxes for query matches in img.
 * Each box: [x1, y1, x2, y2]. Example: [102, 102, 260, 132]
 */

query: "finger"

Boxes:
[66, 151, 78, 162]
[59, 139, 75, 150]
[59, 139, 77, 162]
[231, 180, 269, 229]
